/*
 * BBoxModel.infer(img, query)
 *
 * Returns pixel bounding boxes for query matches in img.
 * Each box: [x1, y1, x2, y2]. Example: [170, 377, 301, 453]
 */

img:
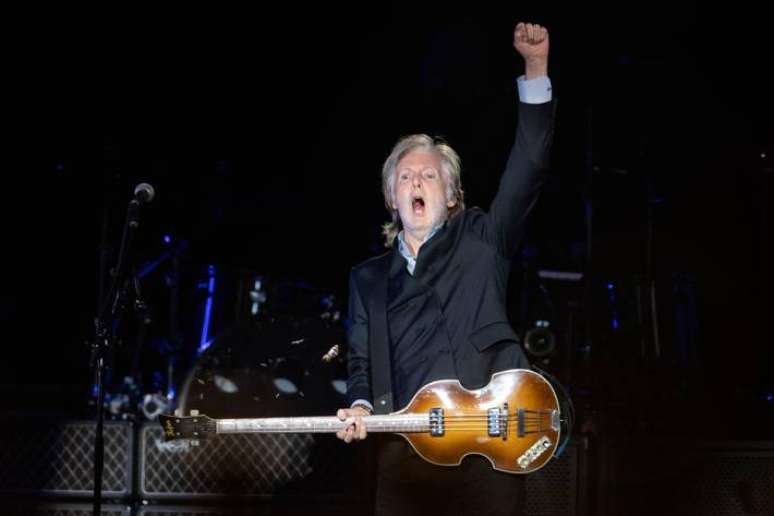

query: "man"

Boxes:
[336, 22, 554, 516]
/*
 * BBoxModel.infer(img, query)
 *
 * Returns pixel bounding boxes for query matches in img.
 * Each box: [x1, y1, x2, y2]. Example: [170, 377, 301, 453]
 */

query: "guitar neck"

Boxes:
[216, 414, 429, 435]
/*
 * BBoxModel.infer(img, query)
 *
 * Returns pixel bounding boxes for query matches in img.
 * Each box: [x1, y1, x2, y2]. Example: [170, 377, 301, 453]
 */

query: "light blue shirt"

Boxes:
[517, 74, 552, 104]
[397, 223, 443, 275]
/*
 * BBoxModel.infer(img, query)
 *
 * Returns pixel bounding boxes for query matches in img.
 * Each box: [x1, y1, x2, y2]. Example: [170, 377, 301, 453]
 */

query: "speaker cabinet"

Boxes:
[0, 418, 133, 498]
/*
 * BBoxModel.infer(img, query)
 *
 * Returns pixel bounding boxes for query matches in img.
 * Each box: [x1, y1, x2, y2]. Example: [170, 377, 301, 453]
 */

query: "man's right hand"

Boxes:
[335, 406, 370, 443]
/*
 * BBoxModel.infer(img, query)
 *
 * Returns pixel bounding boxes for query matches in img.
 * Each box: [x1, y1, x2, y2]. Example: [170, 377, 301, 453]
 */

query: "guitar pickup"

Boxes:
[488, 409, 500, 436]
[429, 408, 444, 437]
[487, 404, 509, 440]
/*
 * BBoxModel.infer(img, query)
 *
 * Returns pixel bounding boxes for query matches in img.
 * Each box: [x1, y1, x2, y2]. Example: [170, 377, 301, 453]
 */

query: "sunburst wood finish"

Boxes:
[159, 369, 561, 474]
[395, 368, 561, 474]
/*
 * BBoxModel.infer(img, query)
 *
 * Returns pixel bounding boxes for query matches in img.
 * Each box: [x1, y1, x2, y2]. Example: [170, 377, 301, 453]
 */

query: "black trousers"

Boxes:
[374, 435, 525, 516]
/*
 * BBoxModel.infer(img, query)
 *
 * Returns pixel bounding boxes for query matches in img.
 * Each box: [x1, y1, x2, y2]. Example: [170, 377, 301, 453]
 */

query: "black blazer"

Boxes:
[346, 100, 556, 413]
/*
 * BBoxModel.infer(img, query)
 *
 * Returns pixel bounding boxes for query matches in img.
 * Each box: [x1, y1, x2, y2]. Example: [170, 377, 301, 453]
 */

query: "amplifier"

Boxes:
[0, 418, 133, 498]
[525, 437, 589, 516]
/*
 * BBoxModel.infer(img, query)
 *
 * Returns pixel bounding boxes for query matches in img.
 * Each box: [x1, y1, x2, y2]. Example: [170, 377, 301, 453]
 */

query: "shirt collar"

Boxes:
[396, 223, 444, 275]
[397, 223, 443, 258]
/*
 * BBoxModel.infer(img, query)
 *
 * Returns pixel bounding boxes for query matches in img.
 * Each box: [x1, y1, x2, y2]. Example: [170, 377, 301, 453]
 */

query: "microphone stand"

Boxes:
[90, 195, 146, 514]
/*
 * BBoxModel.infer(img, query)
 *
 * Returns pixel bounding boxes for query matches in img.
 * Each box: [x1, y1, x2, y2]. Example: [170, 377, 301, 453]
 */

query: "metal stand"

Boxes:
[90, 185, 153, 514]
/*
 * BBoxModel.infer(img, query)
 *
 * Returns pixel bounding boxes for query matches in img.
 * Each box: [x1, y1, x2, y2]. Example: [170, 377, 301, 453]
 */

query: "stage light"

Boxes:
[249, 277, 267, 316]
[198, 265, 216, 355]
[273, 378, 298, 395]
[271, 358, 304, 396]
[213, 374, 239, 394]
[606, 281, 620, 330]
[141, 393, 168, 420]
[331, 379, 347, 396]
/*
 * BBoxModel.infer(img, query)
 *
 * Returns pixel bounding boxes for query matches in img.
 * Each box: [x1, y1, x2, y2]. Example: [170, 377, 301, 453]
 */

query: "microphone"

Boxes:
[133, 183, 155, 205]
[127, 183, 155, 228]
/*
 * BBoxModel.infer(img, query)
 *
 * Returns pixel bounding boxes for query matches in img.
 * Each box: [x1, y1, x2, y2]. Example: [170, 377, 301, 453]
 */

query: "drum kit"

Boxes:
[178, 309, 348, 420]
[101, 262, 349, 423]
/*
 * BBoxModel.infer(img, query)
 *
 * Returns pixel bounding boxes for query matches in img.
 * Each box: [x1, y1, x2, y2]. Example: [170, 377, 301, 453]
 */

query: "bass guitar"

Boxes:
[160, 368, 562, 474]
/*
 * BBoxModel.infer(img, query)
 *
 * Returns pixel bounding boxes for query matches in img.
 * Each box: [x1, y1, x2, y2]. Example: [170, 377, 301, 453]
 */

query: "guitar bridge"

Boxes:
[429, 408, 444, 437]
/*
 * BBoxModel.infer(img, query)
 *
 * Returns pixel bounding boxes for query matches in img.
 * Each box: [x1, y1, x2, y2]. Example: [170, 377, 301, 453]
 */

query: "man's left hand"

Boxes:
[514, 22, 549, 73]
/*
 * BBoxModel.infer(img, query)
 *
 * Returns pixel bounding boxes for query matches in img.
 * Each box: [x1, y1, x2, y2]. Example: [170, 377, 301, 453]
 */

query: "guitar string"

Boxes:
[211, 411, 554, 428]
[214, 410, 554, 424]
[223, 418, 547, 427]
[360, 423, 546, 429]
[219, 423, 546, 431]
[216, 415, 550, 433]
[220, 417, 548, 428]
[428, 414, 551, 419]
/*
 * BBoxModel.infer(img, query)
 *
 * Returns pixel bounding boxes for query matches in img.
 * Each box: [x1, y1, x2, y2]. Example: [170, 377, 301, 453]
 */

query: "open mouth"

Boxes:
[412, 196, 425, 214]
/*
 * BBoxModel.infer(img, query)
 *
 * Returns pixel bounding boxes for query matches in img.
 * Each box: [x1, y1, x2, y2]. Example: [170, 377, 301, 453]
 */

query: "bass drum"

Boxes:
[172, 317, 366, 498]
[178, 316, 348, 419]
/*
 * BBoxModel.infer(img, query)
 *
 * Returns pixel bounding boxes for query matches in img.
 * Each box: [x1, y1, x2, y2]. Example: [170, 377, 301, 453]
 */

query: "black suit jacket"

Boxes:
[346, 100, 555, 413]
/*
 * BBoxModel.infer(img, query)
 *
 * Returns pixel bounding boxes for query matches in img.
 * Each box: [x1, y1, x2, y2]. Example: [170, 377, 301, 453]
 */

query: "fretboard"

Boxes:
[216, 414, 429, 434]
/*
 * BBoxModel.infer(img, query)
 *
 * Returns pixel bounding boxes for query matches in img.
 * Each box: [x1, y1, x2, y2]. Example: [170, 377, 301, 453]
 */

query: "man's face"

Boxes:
[392, 149, 455, 236]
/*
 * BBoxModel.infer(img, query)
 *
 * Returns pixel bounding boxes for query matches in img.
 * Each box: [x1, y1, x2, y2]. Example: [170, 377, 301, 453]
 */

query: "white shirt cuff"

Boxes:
[351, 399, 374, 412]
[516, 75, 552, 104]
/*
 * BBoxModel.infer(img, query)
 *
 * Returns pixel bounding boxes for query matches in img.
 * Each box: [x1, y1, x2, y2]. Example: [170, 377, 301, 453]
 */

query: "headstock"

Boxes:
[158, 410, 217, 441]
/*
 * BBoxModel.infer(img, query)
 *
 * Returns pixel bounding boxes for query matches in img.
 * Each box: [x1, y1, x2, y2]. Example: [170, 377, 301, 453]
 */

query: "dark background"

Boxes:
[1, 2, 770, 439]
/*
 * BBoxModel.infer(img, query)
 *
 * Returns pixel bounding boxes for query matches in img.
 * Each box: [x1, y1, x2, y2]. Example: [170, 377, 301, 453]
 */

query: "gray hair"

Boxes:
[380, 134, 465, 247]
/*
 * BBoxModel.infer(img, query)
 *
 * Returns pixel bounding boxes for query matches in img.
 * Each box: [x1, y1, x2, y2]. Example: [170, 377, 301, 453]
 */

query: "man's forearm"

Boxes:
[524, 58, 548, 80]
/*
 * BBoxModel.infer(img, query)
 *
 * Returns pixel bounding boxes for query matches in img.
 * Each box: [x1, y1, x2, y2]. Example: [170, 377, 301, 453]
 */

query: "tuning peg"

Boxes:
[174, 409, 182, 416]
[190, 409, 199, 416]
